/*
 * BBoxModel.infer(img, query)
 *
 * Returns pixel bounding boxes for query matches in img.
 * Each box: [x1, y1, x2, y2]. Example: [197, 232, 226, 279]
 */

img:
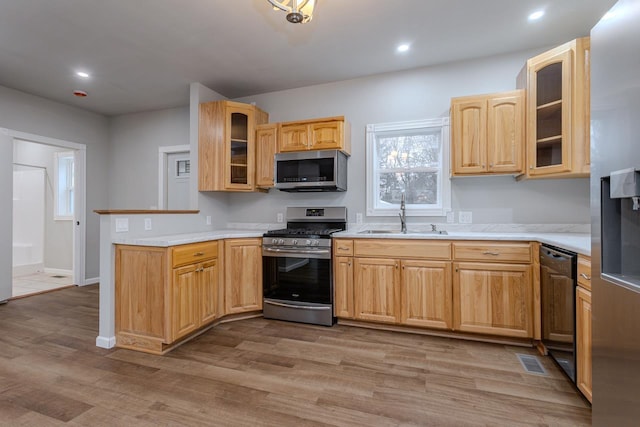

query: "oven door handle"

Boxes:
[264, 300, 332, 311]
[263, 247, 331, 257]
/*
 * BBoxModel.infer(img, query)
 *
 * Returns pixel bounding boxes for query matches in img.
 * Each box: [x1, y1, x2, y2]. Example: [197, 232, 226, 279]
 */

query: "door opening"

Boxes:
[159, 145, 190, 210]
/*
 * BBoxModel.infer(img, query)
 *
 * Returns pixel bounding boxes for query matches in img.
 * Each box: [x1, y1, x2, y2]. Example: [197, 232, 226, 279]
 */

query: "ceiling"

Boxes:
[0, 0, 616, 116]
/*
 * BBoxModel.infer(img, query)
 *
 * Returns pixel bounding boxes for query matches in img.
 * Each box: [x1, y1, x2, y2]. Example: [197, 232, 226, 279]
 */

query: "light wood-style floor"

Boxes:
[0, 285, 591, 426]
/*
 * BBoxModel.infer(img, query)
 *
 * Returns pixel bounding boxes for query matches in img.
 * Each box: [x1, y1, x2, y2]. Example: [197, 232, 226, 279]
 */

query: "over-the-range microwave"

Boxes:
[274, 149, 348, 192]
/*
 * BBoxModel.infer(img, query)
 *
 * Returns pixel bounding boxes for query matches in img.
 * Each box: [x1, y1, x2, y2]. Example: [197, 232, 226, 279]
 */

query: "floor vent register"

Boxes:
[516, 354, 548, 376]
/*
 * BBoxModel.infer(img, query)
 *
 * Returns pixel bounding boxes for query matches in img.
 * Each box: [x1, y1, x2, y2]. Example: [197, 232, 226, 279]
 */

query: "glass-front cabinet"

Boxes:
[199, 100, 268, 192]
[521, 37, 590, 178]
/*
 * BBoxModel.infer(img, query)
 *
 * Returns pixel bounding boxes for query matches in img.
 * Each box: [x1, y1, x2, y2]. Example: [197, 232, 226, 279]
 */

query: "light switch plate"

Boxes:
[356, 213, 363, 224]
[115, 218, 129, 233]
[206, 216, 212, 225]
[459, 211, 473, 224]
[277, 213, 284, 223]
[144, 218, 152, 231]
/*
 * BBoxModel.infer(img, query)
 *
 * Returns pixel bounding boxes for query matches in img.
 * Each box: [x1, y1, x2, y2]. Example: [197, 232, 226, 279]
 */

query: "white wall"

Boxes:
[230, 48, 591, 226]
[108, 106, 190, 209]
[0, 85, 109, 281]
[13, 140, 73, 271]
[12, 169, 45, 270]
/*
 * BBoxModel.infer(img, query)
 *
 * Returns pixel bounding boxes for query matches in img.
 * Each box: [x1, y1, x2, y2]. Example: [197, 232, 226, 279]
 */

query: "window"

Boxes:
[176, 159, 190, 177]
[54, 151, 74, 220]
[366, 118, 450, 217]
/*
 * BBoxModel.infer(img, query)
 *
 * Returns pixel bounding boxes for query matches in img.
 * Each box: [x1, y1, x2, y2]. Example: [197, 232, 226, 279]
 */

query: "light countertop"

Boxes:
[112, 228, 590, 256]
[333, 230, 591, 256]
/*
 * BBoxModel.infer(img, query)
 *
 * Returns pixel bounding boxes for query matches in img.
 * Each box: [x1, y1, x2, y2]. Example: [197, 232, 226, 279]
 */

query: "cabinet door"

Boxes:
[255, 124, 277, 188]
[309, 120, 343, 151]
[334, 256, 354, 318]
[451, 97, 487, 175]
[225, 239, 263, 314]
[279, 123, 309, 152]
[400, 260, 452, 330]
[576, 286, 592, 403]
[354, 258, 400, 324]
[200, 258, 220, 325]
[453, 262, 533, 338]
[172, 264, 200, 340]
[487, 92, 524, 173]
[225, 104, 255, 190]
[527, 48, 573, 176]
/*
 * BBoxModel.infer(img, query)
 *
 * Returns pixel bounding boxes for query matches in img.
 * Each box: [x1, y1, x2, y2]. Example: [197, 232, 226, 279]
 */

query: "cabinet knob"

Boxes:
[395, 263, 398, 269]
[580, 273, 591, 281]
[489, 163, 494, 167]
[194, 252, 205, 257]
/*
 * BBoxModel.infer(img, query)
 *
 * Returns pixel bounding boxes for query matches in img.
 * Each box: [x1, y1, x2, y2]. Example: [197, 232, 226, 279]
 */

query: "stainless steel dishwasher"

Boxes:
[540, 244, 578, 383]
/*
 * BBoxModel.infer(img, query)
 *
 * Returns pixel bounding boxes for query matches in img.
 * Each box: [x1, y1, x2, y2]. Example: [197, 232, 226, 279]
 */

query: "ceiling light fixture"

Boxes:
[267, 0, 316, 24]
[73, 90, 88, 97]
[528, 10, 545, 21]
[76, 71, 90, 78]
[397, 43, 410, 53]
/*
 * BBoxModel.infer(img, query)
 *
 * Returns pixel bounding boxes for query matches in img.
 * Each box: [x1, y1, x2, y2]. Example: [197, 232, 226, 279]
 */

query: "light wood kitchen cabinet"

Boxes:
[334, 256, 354, 318]
[452, 242, 534, 338]
[353, 257, 400, 324]
[576, 254, 592, 403]
[451, 90, 524, 176]
[199, 100, 269, 192]
[224, 238, 263, 314]
[278, 116, 351, 155]
[517, 37, 590, 178]
[255, 123, 277, 189]
[348, 239, 452, 328]
[401, 260, 452, 330]
[115, 241, 221, 354]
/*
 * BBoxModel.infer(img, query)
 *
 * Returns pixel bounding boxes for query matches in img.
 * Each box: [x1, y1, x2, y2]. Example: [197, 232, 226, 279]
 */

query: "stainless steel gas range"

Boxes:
[262, 207, 347, 326]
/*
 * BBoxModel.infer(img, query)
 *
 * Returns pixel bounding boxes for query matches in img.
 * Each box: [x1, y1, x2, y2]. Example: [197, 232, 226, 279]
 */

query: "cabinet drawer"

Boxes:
[578, 255, 592, 291]
[172, 241, 218, 268]
[334, 239, 354, 256]
[354, 239, 451, 260]
[453, 242, 531, 263]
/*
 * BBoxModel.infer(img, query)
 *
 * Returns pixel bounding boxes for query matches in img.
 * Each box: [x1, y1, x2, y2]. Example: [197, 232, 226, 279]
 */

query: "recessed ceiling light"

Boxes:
[76, 71, 90, 78]
[397, 43, 410, 53]
[528, 10, 545, 21]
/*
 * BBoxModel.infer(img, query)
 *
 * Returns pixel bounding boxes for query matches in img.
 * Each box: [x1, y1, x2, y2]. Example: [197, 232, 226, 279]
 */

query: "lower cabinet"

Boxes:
[334, 256, 354, 318]
[115, 241, 221, 354]
[224, 238, 263, 314]
[453, 262, 533, 338]
[353, 257, 400, 323]
[576, 254, 592, 403]
[401, 260, 452, 329]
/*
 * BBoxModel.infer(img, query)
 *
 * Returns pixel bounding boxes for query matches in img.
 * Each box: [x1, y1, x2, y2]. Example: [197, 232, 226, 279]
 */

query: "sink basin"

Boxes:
[357, 229, 448, 235]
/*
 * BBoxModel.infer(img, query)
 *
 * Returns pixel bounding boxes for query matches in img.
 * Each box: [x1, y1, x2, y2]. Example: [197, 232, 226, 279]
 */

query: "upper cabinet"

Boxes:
[198, 100, 268, 192]
[451, 90, 525, 176]
[518, 37, 590, 178]
[278, 116, 351, 155]
[255, 123, 278, 189]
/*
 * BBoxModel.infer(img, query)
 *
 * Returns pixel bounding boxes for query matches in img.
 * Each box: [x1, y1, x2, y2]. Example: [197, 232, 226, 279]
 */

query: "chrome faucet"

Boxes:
[399, 192, 407, 233]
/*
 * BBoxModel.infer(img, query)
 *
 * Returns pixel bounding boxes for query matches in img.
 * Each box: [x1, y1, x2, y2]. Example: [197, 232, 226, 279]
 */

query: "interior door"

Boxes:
[166, 152, 190, 210]
[0, 129, 12, 301]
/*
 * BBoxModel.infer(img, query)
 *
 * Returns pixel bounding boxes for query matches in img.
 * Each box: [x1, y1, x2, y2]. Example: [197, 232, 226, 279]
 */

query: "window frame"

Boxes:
[54, 151, 75, 221]
[365, 117, 451, 217]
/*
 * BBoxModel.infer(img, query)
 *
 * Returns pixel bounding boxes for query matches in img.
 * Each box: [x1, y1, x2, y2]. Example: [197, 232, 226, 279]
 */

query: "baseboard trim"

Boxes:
[82, 277, 99, 286]
[96, 336, 116, 349]
[12, 263, 44, 277]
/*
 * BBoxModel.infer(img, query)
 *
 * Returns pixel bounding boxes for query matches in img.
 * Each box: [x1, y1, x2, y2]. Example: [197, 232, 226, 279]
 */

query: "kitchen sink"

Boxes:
[357, 229, 448, 235]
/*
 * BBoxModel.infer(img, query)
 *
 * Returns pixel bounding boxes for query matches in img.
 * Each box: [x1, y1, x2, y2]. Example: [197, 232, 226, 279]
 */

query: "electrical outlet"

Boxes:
[446, 211, 455, 224]
[356, 213, 363, 224]
[277, 213, 284, 223]
[115, 218, 129, 233]
[144, 218, 152, 231]
[459, 211, 473, 224]
[206, 215, 212, 225]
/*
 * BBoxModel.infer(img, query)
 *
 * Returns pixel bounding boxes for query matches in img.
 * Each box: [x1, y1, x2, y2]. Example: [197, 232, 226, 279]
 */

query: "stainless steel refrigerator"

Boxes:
[591, 1, 640, 425]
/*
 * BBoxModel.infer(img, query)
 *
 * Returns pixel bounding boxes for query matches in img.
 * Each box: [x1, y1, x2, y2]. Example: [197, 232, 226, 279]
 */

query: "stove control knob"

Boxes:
[312, 240, 320, 246]
[271, 238, 278, 245]
[292, 239, 298, 245]
[278, 239, 285, 245]
[305, 239, 311, 246]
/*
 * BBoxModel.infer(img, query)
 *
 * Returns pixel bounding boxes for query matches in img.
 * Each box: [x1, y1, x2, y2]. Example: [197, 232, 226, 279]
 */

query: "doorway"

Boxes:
[1, 129, 86, 302]
[158, 145, 190, 210]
